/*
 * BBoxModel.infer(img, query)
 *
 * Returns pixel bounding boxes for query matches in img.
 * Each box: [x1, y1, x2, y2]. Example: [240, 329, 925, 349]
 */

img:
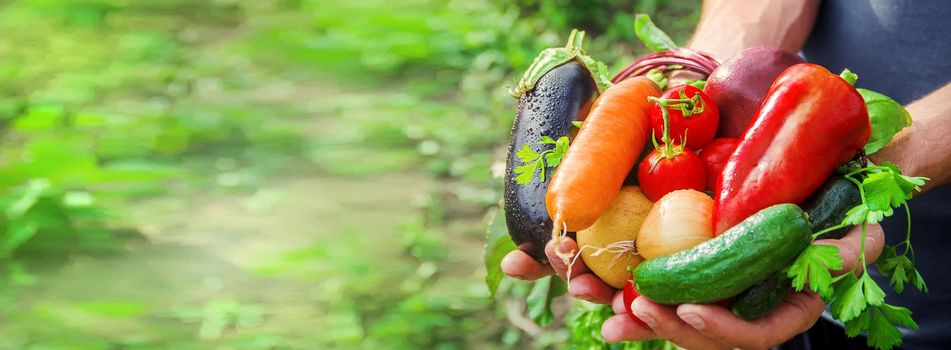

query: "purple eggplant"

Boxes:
[504, 61, 596, 261]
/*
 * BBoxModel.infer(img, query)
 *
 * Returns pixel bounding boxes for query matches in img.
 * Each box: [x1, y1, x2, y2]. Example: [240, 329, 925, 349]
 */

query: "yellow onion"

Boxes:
[636, 189, 714, 259]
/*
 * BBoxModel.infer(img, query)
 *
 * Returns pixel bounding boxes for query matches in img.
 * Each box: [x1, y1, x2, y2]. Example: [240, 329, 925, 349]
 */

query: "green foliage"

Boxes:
[0, 0, 703, 348]
[859, 88, 913, 154]
[485, 204, 516, 297]
[567, 302, 674, 350]
[788, 244, 843, 298]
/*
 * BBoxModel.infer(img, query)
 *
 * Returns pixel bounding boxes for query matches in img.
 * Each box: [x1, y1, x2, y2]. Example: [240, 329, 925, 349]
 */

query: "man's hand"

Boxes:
[501, 237, 616, 304]
[601, 224, 885, 349]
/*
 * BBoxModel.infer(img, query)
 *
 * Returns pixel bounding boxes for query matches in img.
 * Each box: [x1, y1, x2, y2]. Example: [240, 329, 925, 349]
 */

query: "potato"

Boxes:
[576, 186, 653, 289]
[636, 189, 714, 259]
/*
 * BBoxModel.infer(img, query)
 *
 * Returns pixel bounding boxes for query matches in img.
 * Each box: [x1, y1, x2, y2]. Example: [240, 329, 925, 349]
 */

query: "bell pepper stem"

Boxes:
[839, 68, 858, 86]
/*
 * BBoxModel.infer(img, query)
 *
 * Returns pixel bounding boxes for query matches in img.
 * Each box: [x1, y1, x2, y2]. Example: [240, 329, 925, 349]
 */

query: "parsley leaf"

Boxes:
[863, 274, 886, 306]
[516, 144, 539, 163]
[543, 136, 569, 168]
[878, 252, 913, 294]
[843, 204, 871, 226]
[514, 162, 540, 184]
[868, 306, 905, 350]
[788, 244, 842, 298]
[844, 307, 872, 337]
[879, 304, 918, 330]
[513, 136, 570, 185]
[792, 161, 930, 350]
[912, 268, 928, 292]
[876, 246, 898, 276]
[863, 172, 905, 214]
[830, 272, 866, 322]
[843, 304, 915, 350]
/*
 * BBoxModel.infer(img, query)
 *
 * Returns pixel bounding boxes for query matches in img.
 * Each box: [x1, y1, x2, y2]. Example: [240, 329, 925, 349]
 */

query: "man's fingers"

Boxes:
[815, 223, 884, 275]
[675, 292, 825, 349]
[612, 290, 626, 315]
[500, 249, 553, 280]
[601, 314, 656, 342]
[632, 297, 730, 350]
[545, 237, 590, 280]
[567, 273, 615, 304]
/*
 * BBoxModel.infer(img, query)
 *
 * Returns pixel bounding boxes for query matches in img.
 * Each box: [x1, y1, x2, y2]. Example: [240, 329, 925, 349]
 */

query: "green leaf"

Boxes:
[858, 88, 912, 154]
[6, 179, 52, 219]
[0, 220, 38, 257]
[514, 162, 540, 185]
[867, 307, 904, 350]
[13, 105, 65, 132]
[527, 276, 567, 326]
[516, 144, 539, 163]
[876, 245, 898, 276]
[895, 175, 927, 195]
[864, 172, 906, 211]
[830, 272, 867, 322]
[484, 204, 516, 297]
[544, 137, 569, 168]
[844, 307, 872, 337]
[889, 262, 907, 294]
[879, 304, 918, 330]
[843, 204, 870, 226]
[63, 191, 96, 208]
[787, 244, 842, 298]
[879, 254, 912, 294]
[862, 274, 886, 306]
[634, 14, 677, 52]
[515, 136, 570, 185]
[911, 268, 928, 293]
[571, 121, 583, 129]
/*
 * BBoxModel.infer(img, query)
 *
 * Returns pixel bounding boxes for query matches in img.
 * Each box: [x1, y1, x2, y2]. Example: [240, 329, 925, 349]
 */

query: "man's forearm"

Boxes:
[871, 82, 951, 191]
[688, 0, 820, 59]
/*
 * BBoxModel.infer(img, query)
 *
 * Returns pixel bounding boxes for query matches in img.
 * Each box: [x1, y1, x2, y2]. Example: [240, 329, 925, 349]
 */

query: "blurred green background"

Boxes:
[0, 0, 698, 348]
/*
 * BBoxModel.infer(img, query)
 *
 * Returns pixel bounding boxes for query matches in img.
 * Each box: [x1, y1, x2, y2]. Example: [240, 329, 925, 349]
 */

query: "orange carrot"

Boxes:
[546, 76, 660, 257]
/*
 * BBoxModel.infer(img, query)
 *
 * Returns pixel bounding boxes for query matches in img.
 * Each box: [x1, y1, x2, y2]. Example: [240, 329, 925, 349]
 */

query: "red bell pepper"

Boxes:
[713, 63, 871, 235]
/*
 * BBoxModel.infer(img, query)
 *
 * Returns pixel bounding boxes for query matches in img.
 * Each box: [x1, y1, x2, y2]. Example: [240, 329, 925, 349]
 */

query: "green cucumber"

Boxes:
[730, 176, 861, 319]
[730, 271, 789, 320]
[634, 204, 811, 304]
[803, 176, 862, 240]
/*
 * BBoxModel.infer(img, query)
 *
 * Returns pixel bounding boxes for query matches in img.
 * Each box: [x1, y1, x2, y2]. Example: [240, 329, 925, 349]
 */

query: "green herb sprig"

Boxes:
[514, 136, 569, 185]
[787, 161, 927, 350]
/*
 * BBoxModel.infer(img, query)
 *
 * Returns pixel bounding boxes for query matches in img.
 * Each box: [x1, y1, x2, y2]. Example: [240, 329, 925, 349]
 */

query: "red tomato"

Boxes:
[637, 146, 706, 202]
[649, 85, 719, 150]
[623, 278, 646, 325]
[698, 138, 740, 191]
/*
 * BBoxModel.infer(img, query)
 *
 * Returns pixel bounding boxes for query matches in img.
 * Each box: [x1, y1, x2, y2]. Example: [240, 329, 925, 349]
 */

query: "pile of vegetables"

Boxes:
[493, 14, 925, 350]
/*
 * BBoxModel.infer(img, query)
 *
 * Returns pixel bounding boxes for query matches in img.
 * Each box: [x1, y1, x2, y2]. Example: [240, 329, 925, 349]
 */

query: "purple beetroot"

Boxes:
[705, 46, 804, 138]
